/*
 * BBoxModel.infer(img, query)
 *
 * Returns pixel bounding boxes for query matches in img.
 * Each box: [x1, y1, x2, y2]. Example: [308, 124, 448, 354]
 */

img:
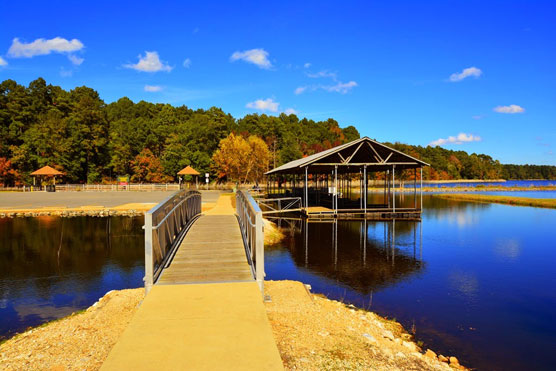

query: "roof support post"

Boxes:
[420, 167, 423, 211]
[363, 165, 367, 213]
[334, 165, 338, 214]
[392, 165, 396, 213]
[359, 169, 362, 209]
[304, 166, 308, 209]
[414, 168, 417, 209]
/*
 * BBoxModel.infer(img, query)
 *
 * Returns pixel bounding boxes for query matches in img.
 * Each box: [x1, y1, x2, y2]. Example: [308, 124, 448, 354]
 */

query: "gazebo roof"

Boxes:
[31, 165, 64, 176]
[177, 165, 200, 175]
[266, 137, 429, 175]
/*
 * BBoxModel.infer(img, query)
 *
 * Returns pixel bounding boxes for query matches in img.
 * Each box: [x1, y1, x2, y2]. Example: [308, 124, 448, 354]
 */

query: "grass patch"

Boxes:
[436, 194, 556, 209]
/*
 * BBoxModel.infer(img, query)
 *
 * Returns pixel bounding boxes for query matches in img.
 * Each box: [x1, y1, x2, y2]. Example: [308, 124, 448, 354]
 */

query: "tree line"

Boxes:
[0, 78, 554, 186]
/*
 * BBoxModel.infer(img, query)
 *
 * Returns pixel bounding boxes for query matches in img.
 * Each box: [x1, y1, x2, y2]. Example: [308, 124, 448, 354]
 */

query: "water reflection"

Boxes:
[0, 216, 144, 340]
[268, 217, 424, 294]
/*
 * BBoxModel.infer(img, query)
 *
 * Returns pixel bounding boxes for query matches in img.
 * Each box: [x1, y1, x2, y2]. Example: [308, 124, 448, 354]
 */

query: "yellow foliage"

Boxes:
[212, 133, 271, 183]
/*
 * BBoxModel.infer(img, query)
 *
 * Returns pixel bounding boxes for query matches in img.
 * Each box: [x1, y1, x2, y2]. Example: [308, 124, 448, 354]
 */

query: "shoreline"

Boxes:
[0, 281, 466, 370]
[435, 193, 556, 209]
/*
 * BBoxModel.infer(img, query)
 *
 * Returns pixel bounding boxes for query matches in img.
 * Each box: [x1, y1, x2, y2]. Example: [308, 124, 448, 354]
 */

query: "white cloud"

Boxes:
[68, 54, 84, 65]
[294, 86, 307, 95]
[59, 67, 73, 77]
[429, 133, 481, 146]
[284, 108, 298, 115]
[449, 67, 482, 82]
[304, 62, 311, 68]
[323, 81, 357, 93]
[307, 70, 337, 79]
[0, 57, 7, 66]
[8, 37, 84, 58]
[124, 51, 172, 72]
[493, 104, 525, 114]
[183, 58, 191, 68]
[144, 85, 162, 92]
[230, 48, 272, 69]
[246, 98, 279, 112]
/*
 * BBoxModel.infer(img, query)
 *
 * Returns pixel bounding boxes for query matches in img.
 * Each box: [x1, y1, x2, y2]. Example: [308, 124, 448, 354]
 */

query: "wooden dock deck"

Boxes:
[102, 194, 283, 370]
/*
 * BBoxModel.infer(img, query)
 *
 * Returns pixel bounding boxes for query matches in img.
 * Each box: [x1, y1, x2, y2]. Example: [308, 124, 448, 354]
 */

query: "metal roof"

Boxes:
[266, 137, 429, 175]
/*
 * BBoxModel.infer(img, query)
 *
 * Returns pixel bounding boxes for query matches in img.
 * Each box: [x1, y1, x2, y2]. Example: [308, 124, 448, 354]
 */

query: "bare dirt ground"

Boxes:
[0, 281, 465, 371]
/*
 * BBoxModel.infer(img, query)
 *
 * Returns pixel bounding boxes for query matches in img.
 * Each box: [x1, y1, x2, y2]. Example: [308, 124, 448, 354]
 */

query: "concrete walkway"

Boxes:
[101, 194, 283, 370]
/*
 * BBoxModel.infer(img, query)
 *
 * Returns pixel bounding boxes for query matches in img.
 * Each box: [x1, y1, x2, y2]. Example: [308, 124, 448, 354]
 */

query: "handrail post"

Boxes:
[144, 212, 154, 295]
[255, 210, 264, 292]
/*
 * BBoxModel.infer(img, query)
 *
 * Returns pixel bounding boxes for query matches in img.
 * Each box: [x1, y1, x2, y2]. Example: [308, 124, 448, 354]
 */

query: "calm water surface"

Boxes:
[1, 197, 555, 370]
[0, 216, 144, 341]
[266, 195, 556, 371]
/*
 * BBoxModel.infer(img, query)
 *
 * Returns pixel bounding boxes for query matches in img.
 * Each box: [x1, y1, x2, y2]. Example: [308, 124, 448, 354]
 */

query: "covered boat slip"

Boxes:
[264, 137, 428, 220]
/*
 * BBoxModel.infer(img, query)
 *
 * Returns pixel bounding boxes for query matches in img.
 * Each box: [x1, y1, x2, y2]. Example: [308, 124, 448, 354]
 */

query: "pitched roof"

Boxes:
[30, 165, 64, 176]
[177, 165, 200, 175]
[266, 137, 429, 175]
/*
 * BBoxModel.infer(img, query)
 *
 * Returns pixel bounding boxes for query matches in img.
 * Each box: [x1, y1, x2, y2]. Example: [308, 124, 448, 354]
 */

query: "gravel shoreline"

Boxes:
[0, 281, 466, 370]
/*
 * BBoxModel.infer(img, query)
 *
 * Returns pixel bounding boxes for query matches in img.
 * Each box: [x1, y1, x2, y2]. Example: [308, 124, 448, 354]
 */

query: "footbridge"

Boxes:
[102, 190, 283, 370]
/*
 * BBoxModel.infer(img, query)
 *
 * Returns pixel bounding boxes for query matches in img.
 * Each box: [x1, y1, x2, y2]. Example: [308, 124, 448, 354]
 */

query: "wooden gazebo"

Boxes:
[31, 165, 64, 190]
[264, 137, 429, 220]
[177, 166, 200, 189]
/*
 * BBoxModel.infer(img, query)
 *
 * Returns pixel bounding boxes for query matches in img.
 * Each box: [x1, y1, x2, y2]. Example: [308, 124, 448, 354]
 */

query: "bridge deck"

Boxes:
[102, 194, 283, 370]
[157, 214, 253, 284]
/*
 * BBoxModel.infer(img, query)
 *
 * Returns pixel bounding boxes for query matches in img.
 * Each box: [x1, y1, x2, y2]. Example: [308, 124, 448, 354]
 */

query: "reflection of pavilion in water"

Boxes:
[268, 217, 424, 294]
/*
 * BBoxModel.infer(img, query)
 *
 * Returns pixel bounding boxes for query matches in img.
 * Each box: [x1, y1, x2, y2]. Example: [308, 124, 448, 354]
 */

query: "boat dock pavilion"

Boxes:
[263, 137, 429, 220]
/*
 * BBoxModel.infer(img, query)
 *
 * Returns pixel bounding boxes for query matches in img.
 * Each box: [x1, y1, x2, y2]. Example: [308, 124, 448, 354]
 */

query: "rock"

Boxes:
[450, 356, 460, 365]
[396, 351, 406, 358]
[362, 333, 377, 343]
[424, 349, 437, 359]
[438, 355, 449, 363]
[403, 341, 417, 352]
[382, 330, 395, 340]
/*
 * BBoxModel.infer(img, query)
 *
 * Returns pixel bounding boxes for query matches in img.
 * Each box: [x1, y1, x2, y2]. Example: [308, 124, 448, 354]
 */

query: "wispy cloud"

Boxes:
[144, 85, 163, 92]
[295, 81, 357, 95]
[284, 108, 298, 115]
[306, 70, 336, 79]
[246, 98, 279, 112]
[429, 133, 481, 146]
[304, 62, 311, 68]
[0, 57, 7, 67]
[472, 115, 484, 120]
[8, 37, 84, 57]
[68, 54, 84, 65]
[493, 105, 525, 114]
[230, 48, 272, 69]
[183, 58, 191, 68]
[294, 86, 307, 95]
[60, 67, 73, 77]
[449, 67, 482, 82]
[124, 51, 172, 72]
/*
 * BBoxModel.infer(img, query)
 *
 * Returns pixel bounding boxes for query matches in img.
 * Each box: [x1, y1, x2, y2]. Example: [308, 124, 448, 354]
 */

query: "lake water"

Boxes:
[1, 197, 555, 370]
[408, 179, 556, 188]
[0, 216, 144, 341]
[266, 195, 556, 371]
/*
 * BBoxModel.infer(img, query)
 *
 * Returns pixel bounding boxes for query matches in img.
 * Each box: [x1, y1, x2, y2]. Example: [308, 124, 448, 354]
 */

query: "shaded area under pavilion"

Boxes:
[264, 137, 429, 220]
[177, 165, 200, 189]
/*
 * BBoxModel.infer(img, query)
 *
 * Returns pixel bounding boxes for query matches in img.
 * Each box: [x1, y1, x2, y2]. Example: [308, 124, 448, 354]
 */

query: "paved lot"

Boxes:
[0, 190, 222, 209]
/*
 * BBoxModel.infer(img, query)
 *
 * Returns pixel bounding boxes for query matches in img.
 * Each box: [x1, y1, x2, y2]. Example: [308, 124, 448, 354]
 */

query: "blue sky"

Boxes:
[1, 1, 554, 165]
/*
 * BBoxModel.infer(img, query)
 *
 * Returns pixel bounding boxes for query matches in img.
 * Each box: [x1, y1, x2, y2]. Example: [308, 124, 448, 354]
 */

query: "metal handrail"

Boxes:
[144, 190, 201, 294]
[236, 190, 265, 293]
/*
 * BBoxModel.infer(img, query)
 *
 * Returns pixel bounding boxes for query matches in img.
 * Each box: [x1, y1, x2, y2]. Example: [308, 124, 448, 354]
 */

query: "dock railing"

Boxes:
[144, 190, 201, 293]
[257, 197, 302, 215]
[236, 190, 265, 292]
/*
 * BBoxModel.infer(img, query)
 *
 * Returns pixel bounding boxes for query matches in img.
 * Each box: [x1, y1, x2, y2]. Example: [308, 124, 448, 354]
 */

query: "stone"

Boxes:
[382, 330, 395, 340]
[450, 356, 460, 365]
[438, 355, 449, 362]
[424, 349, 437, 359]
[403, 341, 418, 352]
[363, 333, 377, 343]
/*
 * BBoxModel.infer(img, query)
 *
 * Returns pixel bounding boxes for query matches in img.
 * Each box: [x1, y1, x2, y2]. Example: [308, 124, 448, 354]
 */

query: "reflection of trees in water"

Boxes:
[272, 219, 425, 295]
[0, 216, 144, 296]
